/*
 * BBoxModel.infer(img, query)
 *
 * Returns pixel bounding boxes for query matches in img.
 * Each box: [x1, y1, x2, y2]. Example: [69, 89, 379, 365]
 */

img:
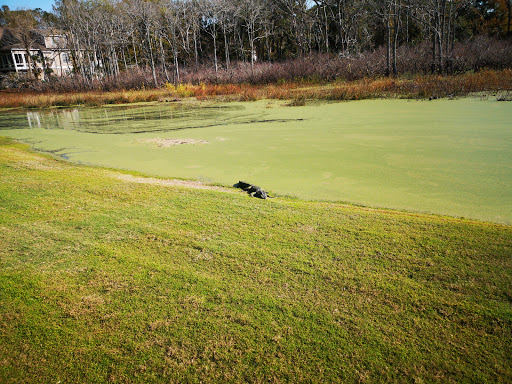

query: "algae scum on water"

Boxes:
[1, 98, 511, 223]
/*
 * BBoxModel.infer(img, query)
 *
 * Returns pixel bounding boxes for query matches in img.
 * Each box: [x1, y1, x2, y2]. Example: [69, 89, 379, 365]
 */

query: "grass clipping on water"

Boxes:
[0, 136, 511, 383]
[137, 138, 210, 147]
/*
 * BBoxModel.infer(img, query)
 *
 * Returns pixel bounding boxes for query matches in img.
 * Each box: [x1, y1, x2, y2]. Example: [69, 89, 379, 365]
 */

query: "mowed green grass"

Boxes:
[0, 136, 511, 383]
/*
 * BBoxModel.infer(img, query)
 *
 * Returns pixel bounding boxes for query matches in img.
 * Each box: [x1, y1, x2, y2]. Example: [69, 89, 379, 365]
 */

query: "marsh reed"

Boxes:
[1, 69, 511, 109]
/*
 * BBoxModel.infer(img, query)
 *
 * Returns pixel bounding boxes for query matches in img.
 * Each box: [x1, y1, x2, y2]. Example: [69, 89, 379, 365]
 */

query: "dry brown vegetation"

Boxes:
[1, 69, 511, 109]
[0, 89, 166, 109]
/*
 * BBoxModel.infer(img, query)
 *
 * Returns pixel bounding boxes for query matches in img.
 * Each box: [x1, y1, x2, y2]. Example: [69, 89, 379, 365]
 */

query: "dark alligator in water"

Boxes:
[234, 181, 272, 199]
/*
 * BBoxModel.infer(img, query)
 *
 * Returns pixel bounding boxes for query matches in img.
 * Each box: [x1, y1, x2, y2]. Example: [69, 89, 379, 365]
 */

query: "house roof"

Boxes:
[0, 27, 48, 51]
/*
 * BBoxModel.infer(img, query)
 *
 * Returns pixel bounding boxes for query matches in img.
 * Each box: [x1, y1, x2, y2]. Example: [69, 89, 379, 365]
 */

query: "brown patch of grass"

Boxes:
[110, 173, 235, 194]
[60, 294, 106, 320]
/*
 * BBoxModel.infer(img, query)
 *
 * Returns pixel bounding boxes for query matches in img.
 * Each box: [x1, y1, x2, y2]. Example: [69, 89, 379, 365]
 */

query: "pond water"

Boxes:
[1, 98, 511, 224]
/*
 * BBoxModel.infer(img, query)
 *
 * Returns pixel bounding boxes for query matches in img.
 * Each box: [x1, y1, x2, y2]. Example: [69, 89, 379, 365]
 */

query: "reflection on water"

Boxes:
[1, 102, 302, 134]
[1, 103, 252, 134]
[26, 109, 82, 130]
[27, 112, 42, 128]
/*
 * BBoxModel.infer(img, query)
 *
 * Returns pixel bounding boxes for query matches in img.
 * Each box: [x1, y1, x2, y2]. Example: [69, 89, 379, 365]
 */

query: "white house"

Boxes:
[0, 27, 74, 79]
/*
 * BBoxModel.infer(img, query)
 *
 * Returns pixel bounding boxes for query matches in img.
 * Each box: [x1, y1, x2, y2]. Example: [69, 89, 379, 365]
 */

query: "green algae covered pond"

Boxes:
[1, 98, 511, 224]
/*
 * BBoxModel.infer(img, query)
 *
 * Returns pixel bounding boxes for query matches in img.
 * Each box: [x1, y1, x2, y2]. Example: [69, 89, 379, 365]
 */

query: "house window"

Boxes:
[62, 53, 70, 65]
[14, 53, 24, 66]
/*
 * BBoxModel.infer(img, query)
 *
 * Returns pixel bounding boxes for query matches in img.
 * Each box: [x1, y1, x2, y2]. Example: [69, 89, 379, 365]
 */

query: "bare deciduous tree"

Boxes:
[3, 8, 38, 78]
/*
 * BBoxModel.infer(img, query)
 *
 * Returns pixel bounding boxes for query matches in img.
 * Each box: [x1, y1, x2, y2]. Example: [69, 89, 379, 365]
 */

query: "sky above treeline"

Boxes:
[2, 0, 54, 12]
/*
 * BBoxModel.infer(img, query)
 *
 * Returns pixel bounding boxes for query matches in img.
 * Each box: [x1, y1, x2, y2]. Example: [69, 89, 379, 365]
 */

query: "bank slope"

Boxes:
[0, 137, 511, 383]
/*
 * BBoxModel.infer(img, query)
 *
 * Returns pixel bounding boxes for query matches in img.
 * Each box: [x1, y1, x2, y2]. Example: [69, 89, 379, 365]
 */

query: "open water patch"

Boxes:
[0, 102, 303, 134]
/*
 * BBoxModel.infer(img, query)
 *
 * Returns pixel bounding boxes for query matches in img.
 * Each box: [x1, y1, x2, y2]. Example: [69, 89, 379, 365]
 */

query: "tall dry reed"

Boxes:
[1, 69, 511, 109]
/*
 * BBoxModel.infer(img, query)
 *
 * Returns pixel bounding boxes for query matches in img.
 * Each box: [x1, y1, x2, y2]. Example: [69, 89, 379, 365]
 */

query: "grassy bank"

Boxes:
[1, 69, 512, 109]
[1, 137, 511, 382]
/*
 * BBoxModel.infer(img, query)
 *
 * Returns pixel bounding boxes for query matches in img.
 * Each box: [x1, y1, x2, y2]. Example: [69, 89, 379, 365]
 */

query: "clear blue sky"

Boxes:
[2, 0, 55, 12]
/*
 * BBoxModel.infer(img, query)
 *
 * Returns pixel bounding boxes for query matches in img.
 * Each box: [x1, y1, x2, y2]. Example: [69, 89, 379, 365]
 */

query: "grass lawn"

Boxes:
[0, 136, 511, 383]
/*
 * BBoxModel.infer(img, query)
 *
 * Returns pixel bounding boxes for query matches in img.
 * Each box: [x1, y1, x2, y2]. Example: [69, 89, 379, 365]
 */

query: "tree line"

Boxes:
[1, 0, 512, 87]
